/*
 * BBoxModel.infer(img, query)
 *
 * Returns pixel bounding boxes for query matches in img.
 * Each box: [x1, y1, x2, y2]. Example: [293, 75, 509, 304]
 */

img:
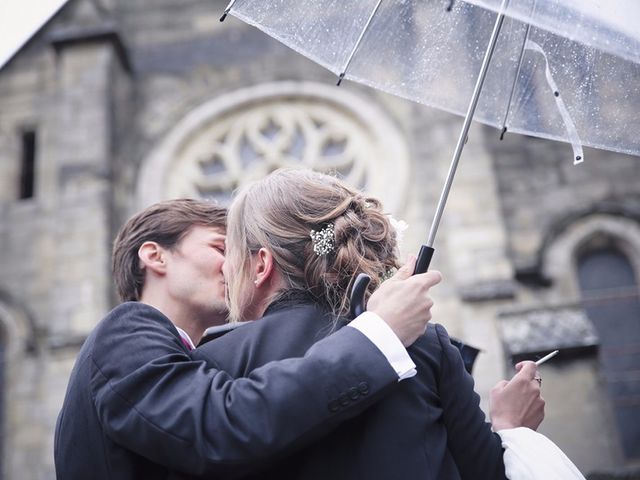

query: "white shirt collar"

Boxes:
[174, 325, 196, 350]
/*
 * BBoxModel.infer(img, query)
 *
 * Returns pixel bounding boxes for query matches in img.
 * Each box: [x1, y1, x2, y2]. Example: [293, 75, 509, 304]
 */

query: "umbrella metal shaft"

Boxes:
[426, 0, 509, 248]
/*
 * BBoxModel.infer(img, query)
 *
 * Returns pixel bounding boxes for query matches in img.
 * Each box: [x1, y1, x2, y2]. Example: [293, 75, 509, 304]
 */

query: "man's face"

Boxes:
[164, 225, 228, 320]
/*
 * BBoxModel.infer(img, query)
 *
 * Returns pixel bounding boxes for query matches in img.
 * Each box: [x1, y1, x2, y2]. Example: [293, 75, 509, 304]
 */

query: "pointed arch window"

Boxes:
[577, 244, 640, 459]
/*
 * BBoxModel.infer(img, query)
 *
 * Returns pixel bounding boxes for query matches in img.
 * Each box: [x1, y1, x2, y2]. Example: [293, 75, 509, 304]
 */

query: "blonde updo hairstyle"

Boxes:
[226, 168, 400, 321]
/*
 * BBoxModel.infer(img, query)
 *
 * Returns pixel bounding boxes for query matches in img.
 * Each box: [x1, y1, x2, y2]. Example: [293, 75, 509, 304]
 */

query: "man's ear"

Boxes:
[254, 247, 275, 288]
[138, 241, 167, 275]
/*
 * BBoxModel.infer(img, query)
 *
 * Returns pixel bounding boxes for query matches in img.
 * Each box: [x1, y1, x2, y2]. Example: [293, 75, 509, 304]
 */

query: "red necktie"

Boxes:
[179, 335, 193, 351]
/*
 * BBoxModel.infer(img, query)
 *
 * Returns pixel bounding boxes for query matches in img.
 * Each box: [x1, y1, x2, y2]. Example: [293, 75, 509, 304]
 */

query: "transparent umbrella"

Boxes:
[220, 0, 640, 306]
[221, 0, 640, 158]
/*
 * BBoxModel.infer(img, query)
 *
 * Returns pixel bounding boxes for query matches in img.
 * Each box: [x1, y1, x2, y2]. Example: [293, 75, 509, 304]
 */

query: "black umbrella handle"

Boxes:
[349, 273, 371, 319]
[349, 245, 436, 318]
[413, 245, 435, 274]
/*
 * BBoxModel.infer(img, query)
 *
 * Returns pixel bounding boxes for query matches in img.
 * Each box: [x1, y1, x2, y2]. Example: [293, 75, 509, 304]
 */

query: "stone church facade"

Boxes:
[0, 0, 639, 478]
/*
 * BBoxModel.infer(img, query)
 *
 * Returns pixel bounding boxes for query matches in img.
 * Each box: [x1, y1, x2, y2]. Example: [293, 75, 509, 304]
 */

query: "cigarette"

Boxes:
[535, 350, 559, 366]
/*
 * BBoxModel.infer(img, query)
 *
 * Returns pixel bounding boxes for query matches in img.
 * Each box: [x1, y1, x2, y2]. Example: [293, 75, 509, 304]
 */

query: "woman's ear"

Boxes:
[254, 247, 275, 288]
[138, 241, 167, 276]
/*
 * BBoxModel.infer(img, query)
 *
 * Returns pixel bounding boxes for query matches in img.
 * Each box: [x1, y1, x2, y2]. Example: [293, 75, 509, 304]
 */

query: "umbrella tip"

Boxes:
[336, 73, 345, 86]
[220, 0, 236, 21]
[500, 126, 507, 140]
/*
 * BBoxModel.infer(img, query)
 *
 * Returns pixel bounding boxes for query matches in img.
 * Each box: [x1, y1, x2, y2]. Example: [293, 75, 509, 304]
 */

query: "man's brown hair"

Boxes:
[112, 199, 227, 302]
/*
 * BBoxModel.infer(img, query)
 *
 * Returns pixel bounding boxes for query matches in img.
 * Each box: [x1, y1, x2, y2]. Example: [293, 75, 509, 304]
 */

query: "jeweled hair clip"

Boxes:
[310, 223, 335, 256]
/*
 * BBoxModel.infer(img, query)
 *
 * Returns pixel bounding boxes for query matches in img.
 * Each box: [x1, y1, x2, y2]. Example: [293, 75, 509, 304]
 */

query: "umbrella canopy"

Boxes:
[221, 0, 640, 312]
[223, 0, 640, 159]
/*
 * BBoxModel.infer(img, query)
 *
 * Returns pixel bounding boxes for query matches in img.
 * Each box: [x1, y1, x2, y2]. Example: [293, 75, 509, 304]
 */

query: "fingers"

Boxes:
[419, 270, 443, 288]
[424, 295, 434, 312]
[392, 255, 417, 281]
[423, 304, 433, 323]
[388, 255, 443, 288]
[513, 361, 538, 381]
[491, 380, 509, 392]
[528, 396, 546, 430]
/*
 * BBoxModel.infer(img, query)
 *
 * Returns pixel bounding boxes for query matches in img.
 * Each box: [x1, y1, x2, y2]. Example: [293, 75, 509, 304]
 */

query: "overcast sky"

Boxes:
[0, 0, 68, 68]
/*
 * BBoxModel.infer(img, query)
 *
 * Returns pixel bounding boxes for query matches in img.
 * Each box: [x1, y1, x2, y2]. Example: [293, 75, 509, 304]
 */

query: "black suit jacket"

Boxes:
[54, 302, 399, 479]
[193, 297, 507, 480]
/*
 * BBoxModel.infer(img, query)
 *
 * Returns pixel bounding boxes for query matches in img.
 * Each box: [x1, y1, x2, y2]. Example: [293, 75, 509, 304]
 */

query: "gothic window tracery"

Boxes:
[138, 82, 409, 213]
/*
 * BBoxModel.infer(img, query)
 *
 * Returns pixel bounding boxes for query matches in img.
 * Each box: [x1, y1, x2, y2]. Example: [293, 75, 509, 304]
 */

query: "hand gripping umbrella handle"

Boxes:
[349, 245, 435, 318]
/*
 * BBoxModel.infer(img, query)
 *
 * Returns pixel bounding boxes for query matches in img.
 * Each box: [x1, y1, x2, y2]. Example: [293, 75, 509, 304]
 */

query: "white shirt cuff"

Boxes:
[348, 311, 417, 381]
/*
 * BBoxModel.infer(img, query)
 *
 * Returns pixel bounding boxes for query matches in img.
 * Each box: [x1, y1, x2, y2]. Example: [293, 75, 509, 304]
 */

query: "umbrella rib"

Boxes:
[337, 0, 384, 86]
[500, 22, 532, 139]
[500, 0, 537, 139]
